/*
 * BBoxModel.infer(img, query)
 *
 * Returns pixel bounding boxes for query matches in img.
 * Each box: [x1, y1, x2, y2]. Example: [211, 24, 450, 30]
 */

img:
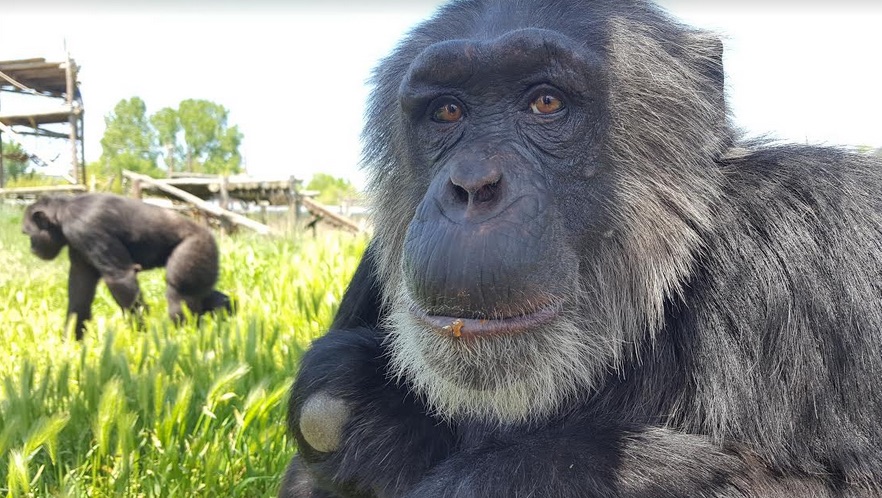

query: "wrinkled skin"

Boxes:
[23, 193, 233, 339]
[279, 1, 882, 497]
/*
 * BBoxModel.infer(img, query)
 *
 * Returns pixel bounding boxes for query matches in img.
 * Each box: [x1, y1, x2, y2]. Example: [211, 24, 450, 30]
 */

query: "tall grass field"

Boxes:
[0, 203, 367, 497]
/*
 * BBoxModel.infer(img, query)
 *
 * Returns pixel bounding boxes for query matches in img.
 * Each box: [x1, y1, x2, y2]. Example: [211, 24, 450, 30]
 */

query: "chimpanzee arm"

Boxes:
[328, 243, 383, 331]
[402, 422, 801, 498]
[287, 326, 455, 498]
[67, 249, 100, 340]
[103, 269, 144, 313]
[66, 232, 144, 314]
[281, 244, 456, 498]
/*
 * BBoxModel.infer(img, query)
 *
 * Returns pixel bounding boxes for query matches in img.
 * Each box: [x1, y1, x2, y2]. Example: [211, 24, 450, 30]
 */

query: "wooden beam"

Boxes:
[0, 184, 87, 197]
[121, 170, 274, 235]
[0, 61, 62, 72]
[0, 131, 4, 188]
[0, 86, 66, 97]
[0, 105, 76, 125]
[300, 196, 362, 233]
[8, 127, 70, 139]
[0, 58, 46, 66]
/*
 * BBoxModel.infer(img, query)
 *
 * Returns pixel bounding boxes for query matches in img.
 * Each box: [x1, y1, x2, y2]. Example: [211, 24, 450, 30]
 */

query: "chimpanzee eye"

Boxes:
[530, 94, 565, 114]
[432, 102, 464, 122]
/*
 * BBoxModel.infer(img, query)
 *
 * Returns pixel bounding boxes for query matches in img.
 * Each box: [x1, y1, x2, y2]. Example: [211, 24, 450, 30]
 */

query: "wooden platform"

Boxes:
[152, 176, 298, 205]
[0, 106, 76, 128]
[0, 58, 74, 96]
[0, 184, 86, 199]
[0, 56, 84, 186]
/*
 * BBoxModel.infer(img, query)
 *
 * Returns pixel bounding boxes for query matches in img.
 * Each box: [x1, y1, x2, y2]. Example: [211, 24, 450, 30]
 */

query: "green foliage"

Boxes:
[177, 99, 243, 175]
[1, 142, 30, 183]
[0, 143, 68, 189]
[94, 97, 244, 189]
[85, 161, 124, 194]
[3, 174, 68, 190]
[0, 204, 367, 496]
[150, 107, 182, 173]
[3, 141, 89, 189]
[149, 100, 243, 176]
[99, 97, 162, 180]
[306, 173, 361, 206]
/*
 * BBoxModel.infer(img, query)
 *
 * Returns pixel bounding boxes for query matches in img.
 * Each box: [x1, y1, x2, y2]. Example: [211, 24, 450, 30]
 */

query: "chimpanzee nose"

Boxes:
[446, 161, 504, 215]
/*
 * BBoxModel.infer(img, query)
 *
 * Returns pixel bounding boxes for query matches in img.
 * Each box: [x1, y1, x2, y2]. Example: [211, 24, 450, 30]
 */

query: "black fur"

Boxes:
[280, 0, 882, 496]
[22, 193, 233, 339]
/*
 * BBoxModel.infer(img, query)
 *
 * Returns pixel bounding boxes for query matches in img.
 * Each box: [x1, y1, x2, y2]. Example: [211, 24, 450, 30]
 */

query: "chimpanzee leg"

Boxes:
[67, 249, 100, 340]
[167, 288, 233, 326]
[165, 232, 220, 323]
[279, 455, 339, 498]
[104, 266, 146, 318]
[202, 290, 233, 314]
[166, 286, 202, 324]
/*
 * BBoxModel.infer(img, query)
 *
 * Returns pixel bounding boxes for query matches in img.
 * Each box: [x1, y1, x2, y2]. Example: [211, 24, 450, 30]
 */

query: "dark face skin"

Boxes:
[22, 202, 67, 260]
[397, 28, 609, 334]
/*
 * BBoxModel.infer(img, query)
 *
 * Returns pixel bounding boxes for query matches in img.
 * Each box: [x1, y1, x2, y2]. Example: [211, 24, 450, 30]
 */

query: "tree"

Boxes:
[150, 107, 181, 174]
[306, 173, 360, 205]
[99, 97, 161, 180]
[97, 97, 244, 180]
[176, 99, 243, 175]
[1, 141, 30, 183]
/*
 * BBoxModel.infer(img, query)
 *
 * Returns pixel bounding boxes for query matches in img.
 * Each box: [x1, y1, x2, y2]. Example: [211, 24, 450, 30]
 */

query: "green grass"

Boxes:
[0, 204, 367, 497]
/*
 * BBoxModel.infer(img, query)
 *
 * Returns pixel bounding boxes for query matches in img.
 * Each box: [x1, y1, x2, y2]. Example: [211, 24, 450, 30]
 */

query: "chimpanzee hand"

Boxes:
[281, 326, 455, 498]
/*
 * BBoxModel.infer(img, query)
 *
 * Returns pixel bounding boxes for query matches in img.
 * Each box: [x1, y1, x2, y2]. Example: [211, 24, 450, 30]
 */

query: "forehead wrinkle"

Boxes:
[404, 29, 596, 97]
[404, 39, 481, 92]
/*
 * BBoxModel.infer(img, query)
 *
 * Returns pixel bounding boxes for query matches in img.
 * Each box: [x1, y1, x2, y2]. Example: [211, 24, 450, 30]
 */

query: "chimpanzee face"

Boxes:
[23, 203, 67, 260]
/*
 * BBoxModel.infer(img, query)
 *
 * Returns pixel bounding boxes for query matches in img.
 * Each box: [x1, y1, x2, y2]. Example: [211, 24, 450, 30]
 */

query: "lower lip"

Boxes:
[411, 304, 561, 339]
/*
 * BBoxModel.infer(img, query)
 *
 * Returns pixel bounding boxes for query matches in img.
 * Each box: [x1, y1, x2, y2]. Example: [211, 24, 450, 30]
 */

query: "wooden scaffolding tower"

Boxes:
[0, 56, 85, 188]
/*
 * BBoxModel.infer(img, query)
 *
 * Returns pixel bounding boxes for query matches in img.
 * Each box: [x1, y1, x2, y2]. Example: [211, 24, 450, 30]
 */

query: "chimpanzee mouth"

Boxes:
[410, 302, 562, 339]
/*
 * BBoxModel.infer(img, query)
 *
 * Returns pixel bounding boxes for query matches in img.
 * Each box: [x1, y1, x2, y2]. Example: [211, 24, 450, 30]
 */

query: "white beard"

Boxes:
[384, 286, 622, 424]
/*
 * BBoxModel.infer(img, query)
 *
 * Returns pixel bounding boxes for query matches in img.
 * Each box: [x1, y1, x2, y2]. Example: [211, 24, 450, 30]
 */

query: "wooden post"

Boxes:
[78, 112, 86, 187]
[1, 72, 5, 188]
[0, 130, 5, 189]
[218, 175, 234, 234]
[165, 142, 175, 176]
[219, 175, 230, 210]
[65, 54, 79, 185]
[259, 200, 269, 225]
[289, 175, 300, 233]
[132, 179, 142, 199]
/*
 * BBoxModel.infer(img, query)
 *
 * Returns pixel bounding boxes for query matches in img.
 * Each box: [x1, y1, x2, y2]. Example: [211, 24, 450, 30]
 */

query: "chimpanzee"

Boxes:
[280, 0, 882, 496]
[22, 193, 232, 339]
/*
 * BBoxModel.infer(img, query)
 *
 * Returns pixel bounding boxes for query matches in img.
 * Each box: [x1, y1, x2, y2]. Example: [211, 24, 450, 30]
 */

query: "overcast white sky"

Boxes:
[1, 2, 881, 188]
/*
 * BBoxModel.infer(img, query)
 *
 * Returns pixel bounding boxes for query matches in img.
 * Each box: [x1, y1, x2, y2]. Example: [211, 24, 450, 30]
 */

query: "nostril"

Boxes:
[452, 183, 470, 205]
[473, 181, 499, 204]
[447, 163, 503, 208]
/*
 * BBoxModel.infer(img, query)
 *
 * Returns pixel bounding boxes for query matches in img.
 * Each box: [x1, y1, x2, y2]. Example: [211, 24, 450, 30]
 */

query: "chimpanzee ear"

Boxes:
[32, 209, 52, 230]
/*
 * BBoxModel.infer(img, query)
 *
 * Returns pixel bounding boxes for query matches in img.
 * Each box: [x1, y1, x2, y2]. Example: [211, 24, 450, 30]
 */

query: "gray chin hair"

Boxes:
[383, 288, 621, 425]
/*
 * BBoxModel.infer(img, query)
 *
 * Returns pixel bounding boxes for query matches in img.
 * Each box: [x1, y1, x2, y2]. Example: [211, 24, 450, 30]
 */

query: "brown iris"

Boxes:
[530, 94, 564, 114]
[433, 102, 463, 122]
